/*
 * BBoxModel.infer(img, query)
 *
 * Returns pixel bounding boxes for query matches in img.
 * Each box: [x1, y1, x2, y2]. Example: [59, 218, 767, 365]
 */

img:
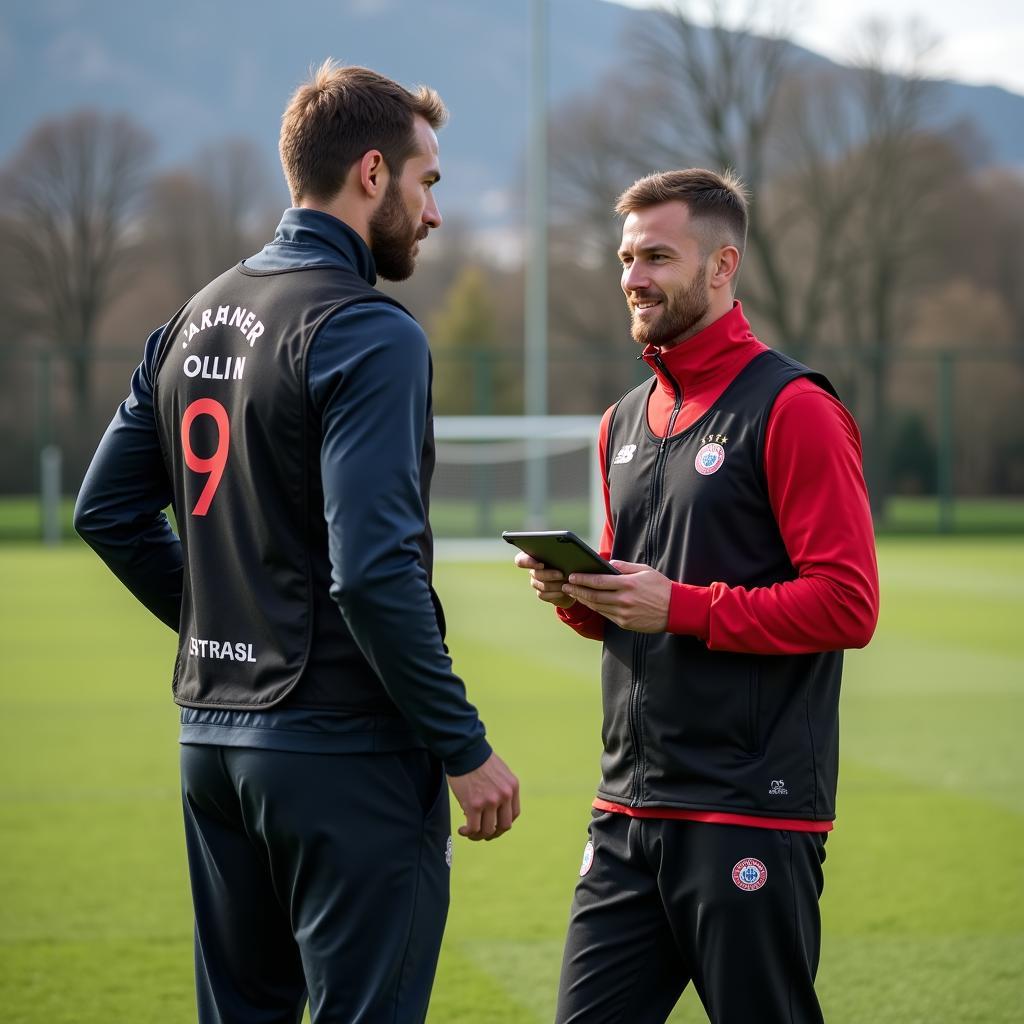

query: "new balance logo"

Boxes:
[612, 444, 637, 465]
[768, 779, 789, 796]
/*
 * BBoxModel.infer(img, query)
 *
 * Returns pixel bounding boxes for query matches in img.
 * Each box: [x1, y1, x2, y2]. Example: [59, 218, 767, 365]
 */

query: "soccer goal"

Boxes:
[432, 415, 603, 559]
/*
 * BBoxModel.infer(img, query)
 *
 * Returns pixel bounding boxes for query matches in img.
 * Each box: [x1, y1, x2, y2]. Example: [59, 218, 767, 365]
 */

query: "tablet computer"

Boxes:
[501, 530, 621, 576]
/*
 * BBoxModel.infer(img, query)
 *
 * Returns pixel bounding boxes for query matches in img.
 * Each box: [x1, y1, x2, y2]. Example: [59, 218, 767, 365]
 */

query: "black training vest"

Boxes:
[152, 262, 442, 710]
[601, 349, 843, 821]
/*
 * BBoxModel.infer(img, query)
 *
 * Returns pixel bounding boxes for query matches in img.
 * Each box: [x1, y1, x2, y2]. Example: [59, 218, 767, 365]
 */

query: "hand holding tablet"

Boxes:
[502, 530, 620, 577]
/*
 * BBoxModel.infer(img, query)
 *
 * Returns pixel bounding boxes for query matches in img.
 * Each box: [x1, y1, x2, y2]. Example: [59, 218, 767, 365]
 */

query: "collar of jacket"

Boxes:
[641, 301, 763, 395]
[261, 207, 378, 285]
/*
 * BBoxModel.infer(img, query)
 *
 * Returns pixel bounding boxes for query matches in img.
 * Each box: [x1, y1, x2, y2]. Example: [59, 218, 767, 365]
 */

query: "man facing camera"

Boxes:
[516, 168, 878, 1024]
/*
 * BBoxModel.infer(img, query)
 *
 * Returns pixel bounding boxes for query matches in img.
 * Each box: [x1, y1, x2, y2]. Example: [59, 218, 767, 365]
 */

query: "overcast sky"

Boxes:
[612, 0, 1024, 95]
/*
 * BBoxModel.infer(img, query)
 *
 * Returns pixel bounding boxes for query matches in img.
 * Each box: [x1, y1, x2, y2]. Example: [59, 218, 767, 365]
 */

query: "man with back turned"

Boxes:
[76, 60, 519, 1023]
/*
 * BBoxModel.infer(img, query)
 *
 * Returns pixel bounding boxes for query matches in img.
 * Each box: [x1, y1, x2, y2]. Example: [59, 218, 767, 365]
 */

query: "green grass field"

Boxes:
[3, 495, 1024, 542]
[1, 538, 1022, 1023]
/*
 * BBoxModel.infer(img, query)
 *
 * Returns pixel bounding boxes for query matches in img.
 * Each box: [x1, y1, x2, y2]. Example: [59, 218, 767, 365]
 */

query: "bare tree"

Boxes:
[546, 3, 867, 373]
[147, 137, 277, 302]
[198, 137, 277, 273]
[544, 74, 660, 408]
[546, 2, 972, 512]
[944, 167, 1024, 359]
[834, 20, 966, 511]
[147, 170, 215, 299]
[630, 1, 871, 358]
[1, 110, 154, 423]
[544, 2, 874, 411]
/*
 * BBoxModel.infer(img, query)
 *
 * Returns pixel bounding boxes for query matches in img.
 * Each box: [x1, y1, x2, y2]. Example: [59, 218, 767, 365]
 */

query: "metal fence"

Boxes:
[1, 345, 1022, 541]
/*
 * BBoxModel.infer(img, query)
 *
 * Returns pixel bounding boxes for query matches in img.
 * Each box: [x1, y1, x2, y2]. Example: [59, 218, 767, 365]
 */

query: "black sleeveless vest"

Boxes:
[152, 263, 441, 710]
[601, 349, 843, 821]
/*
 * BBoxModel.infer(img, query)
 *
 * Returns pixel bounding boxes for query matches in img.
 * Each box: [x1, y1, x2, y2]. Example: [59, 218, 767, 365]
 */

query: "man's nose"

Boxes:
[622, 263, 649, 293]
[424, 193, 442, 230]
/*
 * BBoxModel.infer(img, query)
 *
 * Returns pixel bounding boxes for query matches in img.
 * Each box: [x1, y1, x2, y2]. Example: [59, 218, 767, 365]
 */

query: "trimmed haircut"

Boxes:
[615, 168, 750, 257]
[279, 59, 448, 204]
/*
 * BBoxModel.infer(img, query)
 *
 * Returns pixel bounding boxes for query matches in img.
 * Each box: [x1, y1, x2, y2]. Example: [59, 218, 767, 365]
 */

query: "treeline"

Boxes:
[1, 6, 1023, 509]
[424, 9, 1024, 507]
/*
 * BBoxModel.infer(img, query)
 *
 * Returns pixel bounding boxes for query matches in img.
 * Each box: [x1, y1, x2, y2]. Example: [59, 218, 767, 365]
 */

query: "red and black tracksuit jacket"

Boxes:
[559, 302, 879, 831]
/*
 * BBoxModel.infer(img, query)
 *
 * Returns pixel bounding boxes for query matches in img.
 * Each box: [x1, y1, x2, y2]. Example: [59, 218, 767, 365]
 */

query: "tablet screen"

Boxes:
[502, 530, 620, 576]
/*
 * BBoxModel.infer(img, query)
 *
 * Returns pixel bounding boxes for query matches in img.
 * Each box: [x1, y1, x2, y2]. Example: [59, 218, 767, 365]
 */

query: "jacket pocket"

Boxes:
[642, 641, 757, 761]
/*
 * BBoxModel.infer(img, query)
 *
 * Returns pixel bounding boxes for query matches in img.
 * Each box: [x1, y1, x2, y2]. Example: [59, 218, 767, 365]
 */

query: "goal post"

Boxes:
[432, 415, 603, 559]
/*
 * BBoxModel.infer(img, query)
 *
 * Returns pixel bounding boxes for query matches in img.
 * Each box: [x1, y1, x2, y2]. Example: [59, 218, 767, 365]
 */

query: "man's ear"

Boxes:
[709, 245, 741, 291]
[357, 150, 387, 199]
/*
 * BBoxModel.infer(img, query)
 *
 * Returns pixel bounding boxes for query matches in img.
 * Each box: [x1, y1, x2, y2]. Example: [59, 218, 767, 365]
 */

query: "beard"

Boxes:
[368, 178, 425, 282]
[628, 263, 710, 349]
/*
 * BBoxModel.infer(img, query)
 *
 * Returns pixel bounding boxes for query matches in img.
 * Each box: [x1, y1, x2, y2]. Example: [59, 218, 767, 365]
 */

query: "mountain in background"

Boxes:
[2, 0, 1021, 237]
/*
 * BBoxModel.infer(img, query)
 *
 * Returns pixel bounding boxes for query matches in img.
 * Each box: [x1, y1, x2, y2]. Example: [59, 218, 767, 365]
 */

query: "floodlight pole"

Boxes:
[525, 0, 549, 528]
[41, 445, 62, 547]
[937, 352, 954, 534]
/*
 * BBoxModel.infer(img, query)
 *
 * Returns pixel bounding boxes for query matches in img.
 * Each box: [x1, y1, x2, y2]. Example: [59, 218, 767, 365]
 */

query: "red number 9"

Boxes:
[181, 398, 230, 516]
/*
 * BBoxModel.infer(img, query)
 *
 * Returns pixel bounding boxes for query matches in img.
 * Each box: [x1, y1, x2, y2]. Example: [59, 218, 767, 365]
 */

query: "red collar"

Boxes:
[641, 302, 764, 395]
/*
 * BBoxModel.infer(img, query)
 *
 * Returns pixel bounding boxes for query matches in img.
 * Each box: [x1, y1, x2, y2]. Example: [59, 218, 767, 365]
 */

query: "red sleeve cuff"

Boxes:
[557, 601, 595, 626]
[667, 583, 712, 638]
[555, 601, 606, 640]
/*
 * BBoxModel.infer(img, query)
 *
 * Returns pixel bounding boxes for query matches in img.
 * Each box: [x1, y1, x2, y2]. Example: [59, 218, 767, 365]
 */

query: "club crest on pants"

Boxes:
[579, 840, 595, 876]
[732, 857, 767, 891]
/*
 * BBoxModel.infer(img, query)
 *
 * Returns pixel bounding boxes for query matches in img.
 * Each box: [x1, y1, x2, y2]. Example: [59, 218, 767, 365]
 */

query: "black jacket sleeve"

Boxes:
[73, 326, 184, 630]
[308, 302, 491, 775]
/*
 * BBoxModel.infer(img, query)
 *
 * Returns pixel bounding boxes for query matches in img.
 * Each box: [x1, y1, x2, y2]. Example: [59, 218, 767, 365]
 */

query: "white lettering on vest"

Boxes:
[182, 354, 246, 381]
[180, 305, 266, 350]
[188, 636, 258, 663]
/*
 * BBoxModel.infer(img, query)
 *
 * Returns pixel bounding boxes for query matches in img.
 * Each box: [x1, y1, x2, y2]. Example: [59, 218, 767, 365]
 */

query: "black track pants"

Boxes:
[556, 810, 827, 1024]
[180, 745, 451, 1024]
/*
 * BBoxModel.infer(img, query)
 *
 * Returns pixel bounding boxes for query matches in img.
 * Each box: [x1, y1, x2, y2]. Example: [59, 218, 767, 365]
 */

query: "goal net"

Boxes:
[432, 415, 603, 559]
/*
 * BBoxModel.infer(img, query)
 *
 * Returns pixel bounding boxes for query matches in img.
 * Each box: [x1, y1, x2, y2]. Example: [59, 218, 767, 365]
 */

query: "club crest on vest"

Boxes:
[695, 433, 728, 476]
[612, 444, 637, 465]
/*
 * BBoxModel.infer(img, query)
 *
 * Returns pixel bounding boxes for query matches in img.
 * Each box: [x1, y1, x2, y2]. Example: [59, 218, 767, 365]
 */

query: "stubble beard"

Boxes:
[369, 178, 425, 282]
[629, 263, 711, 350]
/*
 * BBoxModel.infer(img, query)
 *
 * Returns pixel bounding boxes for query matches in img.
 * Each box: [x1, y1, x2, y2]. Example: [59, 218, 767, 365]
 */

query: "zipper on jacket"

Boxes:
[627, 632, 646, 803]
[628, 353, 682, 805]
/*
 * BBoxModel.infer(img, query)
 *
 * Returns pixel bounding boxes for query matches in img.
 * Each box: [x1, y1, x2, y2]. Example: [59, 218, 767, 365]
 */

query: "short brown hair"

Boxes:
[279, 59, 448, 204]
[615, 168, 749, 256]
